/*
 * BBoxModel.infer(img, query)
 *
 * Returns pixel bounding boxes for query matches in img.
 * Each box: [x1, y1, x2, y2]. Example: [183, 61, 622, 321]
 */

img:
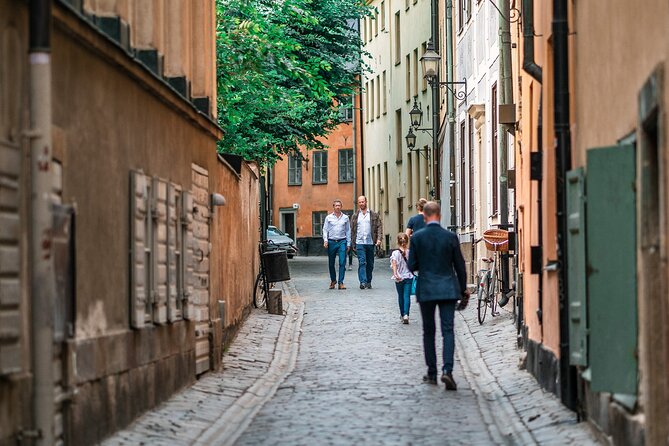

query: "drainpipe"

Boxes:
[522, 0, 542, 83]
[536, 94, 544, 333]
[498, 0, 513, 296]
[445, 0, 455, 228]
[553, 0, 577, 410]
[430, 0, 442, 207]
[29, 0, 55, 444]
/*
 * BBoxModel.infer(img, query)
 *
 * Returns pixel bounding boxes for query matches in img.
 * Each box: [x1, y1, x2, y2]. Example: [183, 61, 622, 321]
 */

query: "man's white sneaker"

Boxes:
[403, 315, 409, 324]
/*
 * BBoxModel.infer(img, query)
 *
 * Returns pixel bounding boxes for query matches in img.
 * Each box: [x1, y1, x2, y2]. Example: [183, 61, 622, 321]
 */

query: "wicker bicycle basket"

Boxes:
[483, 229, 509, 252]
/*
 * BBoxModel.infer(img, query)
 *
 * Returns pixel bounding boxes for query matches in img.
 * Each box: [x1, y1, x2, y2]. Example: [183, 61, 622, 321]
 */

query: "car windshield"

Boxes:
[267, 227, 285, 236]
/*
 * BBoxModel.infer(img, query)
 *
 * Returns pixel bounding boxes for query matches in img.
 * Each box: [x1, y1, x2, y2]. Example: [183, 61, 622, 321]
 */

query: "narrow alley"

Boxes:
[105, 257, 600, 445]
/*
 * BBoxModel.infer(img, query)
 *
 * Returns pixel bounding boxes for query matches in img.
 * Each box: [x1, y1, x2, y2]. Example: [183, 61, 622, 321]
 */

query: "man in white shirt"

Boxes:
[322, 199, 351, 289]
[350, 196, 383, 289]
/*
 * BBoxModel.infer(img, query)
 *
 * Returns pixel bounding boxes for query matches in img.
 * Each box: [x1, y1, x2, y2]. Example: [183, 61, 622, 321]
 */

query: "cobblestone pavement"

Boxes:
[104, 256, 602, 445]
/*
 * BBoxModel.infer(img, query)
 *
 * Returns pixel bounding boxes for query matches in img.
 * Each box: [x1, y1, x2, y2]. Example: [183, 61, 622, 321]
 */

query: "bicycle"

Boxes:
[476, 228, 509, 325]
[253, 239, 277, 308]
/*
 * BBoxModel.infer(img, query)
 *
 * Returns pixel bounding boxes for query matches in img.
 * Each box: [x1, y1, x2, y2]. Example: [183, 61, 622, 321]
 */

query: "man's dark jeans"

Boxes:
[356, 243, 375, 285]
[419, 300, 456, 376]
[327, 239, 347, 283]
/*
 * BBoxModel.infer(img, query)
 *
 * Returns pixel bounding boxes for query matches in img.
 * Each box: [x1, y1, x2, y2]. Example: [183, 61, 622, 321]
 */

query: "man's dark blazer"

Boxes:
[407, 222, 467, 302]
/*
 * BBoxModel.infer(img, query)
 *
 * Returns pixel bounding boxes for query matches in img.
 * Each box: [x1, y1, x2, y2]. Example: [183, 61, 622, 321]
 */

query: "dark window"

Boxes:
[466, 0, 472, 22]
[312, 211, 328, 236]
[338, 149, 354, 182]
[458, 0, 464, 32]
[492, 83, 498, 214]
[460, 120, 466, 226]
[312, 151, 328, 184]
[288, 154, 302, 185]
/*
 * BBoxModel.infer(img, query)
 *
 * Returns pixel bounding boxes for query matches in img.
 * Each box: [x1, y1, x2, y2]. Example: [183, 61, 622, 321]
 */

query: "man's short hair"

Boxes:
[423, 201, 440, 217]
[332, 199, 342, 206]
[416, 198, 428, 211]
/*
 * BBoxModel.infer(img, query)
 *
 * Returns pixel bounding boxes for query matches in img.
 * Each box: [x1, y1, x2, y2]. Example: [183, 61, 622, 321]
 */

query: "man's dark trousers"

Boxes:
[327, 239, 347, 283]
[419, 300, 456, 377]
[356, 243, 375, 285]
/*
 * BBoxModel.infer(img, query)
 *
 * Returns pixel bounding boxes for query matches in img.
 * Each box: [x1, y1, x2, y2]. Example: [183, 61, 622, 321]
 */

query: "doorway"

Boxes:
[280, 211, 296, 241]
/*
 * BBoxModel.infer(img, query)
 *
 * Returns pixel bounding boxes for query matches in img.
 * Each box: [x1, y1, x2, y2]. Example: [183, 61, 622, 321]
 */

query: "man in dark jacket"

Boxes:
[407, 201, 469, 390]
[350, 196, 383, 289]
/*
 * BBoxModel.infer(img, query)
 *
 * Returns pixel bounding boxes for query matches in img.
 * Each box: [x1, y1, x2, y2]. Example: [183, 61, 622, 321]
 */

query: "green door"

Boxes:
[586, 144, 637, 394]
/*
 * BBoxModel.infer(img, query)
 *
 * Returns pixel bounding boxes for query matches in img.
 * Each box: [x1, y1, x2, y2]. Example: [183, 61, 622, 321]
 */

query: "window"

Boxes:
[395, 109, 403, 161]
[368, 16, 373, 42]
[413, 48, 418, 97]
[491, 83, 498, 214]
[365, 81, 369, 123]
[398, 198, 405, 231]
[362, 18, 366, 42]
[374, 10, 379, 36]
[405, 54, 411, 101]
[338, 99, 353, 122]
[376, 164, 382, 212]
[421, 42, 428, 91]
[312, 211, 327, 237]
[312, 151, 328, 184]
[460, 120, 466, 226]
[382, 71, 388, 114]
[405, 0, 410, 10]
[394, 12, 401, 64]
[338, 149, 354, 182]
[469, 117, 475, 223]
[458, 0, 464, 32]
[370, 78, 375, 120]
[380, 1, 386, 30]
[288, 154, 302, 185]
[407, 152, 413, 205]
[376, 75, 381, 118]
[384, 162, 390, 212]
[466, 0, 472, 22]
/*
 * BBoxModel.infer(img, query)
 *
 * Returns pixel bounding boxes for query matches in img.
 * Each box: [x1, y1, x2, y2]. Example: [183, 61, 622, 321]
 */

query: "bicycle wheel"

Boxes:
[477, 274, 489, 324]
[488, 268, 498, 316]
[253, 272, 267, 308]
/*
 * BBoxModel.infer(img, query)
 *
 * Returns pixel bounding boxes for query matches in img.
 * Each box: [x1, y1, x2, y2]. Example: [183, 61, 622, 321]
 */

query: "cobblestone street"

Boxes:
[105, 256, 602, 445]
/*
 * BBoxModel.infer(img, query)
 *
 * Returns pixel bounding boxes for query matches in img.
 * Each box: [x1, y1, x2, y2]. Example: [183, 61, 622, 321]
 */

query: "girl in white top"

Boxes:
[391, 233, 414, 324]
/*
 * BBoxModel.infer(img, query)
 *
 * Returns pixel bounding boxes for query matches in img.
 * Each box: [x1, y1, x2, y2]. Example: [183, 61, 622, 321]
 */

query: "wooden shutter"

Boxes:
[167, 184, 180, 322]
[586, 144, 637, 394]
[152, 178, 168, 324]
[129, 170, 149, 329]
[0, 141, 22, 374]
[566, 167, 587, 366]
[181, 191, 195, 320]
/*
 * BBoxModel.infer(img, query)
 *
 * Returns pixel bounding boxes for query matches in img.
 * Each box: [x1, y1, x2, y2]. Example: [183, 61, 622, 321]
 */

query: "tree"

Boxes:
[216, 0, 371, 165]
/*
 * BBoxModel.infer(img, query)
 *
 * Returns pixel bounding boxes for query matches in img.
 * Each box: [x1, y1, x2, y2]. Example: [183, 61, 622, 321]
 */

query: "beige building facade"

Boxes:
[361, 0, 434, 249]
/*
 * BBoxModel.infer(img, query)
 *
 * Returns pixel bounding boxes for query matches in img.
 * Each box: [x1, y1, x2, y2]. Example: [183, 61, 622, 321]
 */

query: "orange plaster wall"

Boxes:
[272, 100, 364, 240]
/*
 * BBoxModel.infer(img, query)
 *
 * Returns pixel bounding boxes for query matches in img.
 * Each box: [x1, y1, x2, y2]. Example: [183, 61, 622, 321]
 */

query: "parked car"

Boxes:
[267, 226, 298, 258]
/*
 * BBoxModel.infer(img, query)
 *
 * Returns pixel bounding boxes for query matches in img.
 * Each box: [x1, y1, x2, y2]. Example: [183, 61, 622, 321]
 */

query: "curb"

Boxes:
[455, 312, 538, 445]
[195, 281, 304, 445]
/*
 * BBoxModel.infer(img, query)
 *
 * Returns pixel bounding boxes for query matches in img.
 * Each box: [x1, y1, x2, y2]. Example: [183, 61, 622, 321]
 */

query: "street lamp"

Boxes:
[420, 39, 441, 80]
[405, 127, 417, 150]
[409, 98, 423, 127]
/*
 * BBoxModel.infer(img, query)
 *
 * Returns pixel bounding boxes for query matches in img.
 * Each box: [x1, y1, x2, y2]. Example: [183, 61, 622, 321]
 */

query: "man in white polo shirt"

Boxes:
[322, 199, 351, 289]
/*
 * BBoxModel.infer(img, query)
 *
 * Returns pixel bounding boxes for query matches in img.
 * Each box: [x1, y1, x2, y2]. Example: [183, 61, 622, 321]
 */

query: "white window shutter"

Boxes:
[129, 170, 148, 329]
[181, 191, 195, 320]
[152, 178, 168, 325]
[166, 184, 180, 322]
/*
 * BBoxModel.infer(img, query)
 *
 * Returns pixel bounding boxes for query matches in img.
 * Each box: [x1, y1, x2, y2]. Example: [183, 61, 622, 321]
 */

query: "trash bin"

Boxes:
[262, 250, 290, 282]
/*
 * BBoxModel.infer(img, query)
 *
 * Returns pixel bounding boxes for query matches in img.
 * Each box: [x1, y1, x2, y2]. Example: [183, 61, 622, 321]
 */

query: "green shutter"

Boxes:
[566, 167, 587, 366]
[586, 144, 637, 394]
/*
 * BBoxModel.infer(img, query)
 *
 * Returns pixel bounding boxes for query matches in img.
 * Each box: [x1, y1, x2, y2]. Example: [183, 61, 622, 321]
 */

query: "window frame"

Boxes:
[288, 154, 303, 186]
[312, 151, 328, 184]
[338, 148, 355, 183]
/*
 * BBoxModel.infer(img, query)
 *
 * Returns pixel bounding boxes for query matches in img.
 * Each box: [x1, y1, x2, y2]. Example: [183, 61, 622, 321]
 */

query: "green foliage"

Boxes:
[216, 0, 371, 165]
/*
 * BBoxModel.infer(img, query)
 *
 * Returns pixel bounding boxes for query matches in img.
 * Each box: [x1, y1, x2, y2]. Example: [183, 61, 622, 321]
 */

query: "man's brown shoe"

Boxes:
[338, 283, 346, 290]
[329, 281, 336, 289]
[441, 373, 457, 391]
